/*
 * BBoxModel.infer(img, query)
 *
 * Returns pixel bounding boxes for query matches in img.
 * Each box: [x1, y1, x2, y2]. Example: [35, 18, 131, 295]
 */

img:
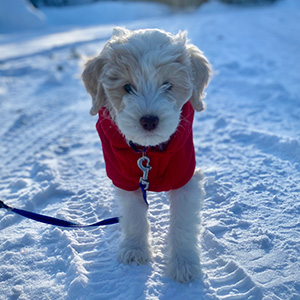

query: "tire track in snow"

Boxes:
[201, 229, 264, 300]
[0, 104, 88, 208]
[1, 108, 75, 171]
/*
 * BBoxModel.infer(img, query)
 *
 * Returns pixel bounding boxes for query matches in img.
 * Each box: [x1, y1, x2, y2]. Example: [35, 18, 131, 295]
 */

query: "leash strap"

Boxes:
[0, 200, 119, 228]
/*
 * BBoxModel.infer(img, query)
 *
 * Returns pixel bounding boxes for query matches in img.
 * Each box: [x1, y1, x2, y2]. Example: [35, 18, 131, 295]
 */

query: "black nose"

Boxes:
[140, 115, 159, 131]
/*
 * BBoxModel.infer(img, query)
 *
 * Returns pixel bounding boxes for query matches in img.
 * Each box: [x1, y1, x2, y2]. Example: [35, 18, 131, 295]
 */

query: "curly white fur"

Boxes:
[82, 27, 211, 283]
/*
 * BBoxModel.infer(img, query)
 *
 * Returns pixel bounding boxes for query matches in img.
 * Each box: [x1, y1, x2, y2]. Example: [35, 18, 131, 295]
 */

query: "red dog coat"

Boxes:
[96, 101, 196, 192]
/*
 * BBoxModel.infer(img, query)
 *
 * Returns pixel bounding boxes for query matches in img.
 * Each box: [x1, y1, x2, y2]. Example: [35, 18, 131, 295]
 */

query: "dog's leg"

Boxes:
[167, 170, 205, 283]
[116, 188, 152, 265]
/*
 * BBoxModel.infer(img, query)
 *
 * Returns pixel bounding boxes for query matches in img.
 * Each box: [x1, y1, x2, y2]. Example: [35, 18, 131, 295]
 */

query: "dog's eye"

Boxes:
[162, 82, 173, 91]
[124, 84, 135, 94]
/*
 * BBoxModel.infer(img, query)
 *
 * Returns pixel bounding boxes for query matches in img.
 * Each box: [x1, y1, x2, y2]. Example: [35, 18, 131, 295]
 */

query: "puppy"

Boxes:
[82, 27, 211, 283]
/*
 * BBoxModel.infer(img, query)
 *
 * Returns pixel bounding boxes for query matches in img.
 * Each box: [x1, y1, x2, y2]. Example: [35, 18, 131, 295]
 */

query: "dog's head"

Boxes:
[82, 27, 211, 147]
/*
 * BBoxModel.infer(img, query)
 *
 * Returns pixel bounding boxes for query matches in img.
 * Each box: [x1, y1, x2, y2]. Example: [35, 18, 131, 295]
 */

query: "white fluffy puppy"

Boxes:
[82, 27, 211, 283]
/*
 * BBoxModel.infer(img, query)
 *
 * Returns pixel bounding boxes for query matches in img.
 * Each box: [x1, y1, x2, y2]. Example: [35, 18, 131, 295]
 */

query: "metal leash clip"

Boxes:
[137, 153, 152, 191]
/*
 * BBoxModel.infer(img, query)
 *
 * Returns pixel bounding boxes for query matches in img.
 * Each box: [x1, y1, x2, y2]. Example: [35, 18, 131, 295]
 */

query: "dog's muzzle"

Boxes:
[140, 115, 159, 131]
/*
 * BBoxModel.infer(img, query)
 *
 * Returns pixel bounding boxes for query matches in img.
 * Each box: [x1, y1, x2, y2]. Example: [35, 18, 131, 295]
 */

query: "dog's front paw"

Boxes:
[119, 239, 151, 265]
[168, 255, 201, 283]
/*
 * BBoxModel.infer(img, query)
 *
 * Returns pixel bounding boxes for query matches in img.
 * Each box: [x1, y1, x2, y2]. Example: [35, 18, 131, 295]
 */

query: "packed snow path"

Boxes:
[0, 1, 300, 299]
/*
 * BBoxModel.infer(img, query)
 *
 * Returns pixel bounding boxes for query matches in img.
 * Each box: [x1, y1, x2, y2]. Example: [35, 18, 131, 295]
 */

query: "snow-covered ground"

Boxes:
[0, 0, 300, 299]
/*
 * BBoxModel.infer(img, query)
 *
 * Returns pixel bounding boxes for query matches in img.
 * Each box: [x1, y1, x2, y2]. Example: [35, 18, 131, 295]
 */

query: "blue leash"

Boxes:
[0, 200, 119, 227]
[0, 142, 151, 229]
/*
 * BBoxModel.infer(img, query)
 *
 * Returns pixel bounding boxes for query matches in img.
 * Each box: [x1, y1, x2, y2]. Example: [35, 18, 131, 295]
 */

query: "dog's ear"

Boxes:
[82, 56, 106, 116]
[112, 27, 130, 37]
[187, 45, 212, 112]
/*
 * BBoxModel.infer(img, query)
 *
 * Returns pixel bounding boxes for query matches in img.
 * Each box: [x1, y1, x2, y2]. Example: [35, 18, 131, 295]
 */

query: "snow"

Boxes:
[0, 0, 46, 32]
[0, 0, 300, 299]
